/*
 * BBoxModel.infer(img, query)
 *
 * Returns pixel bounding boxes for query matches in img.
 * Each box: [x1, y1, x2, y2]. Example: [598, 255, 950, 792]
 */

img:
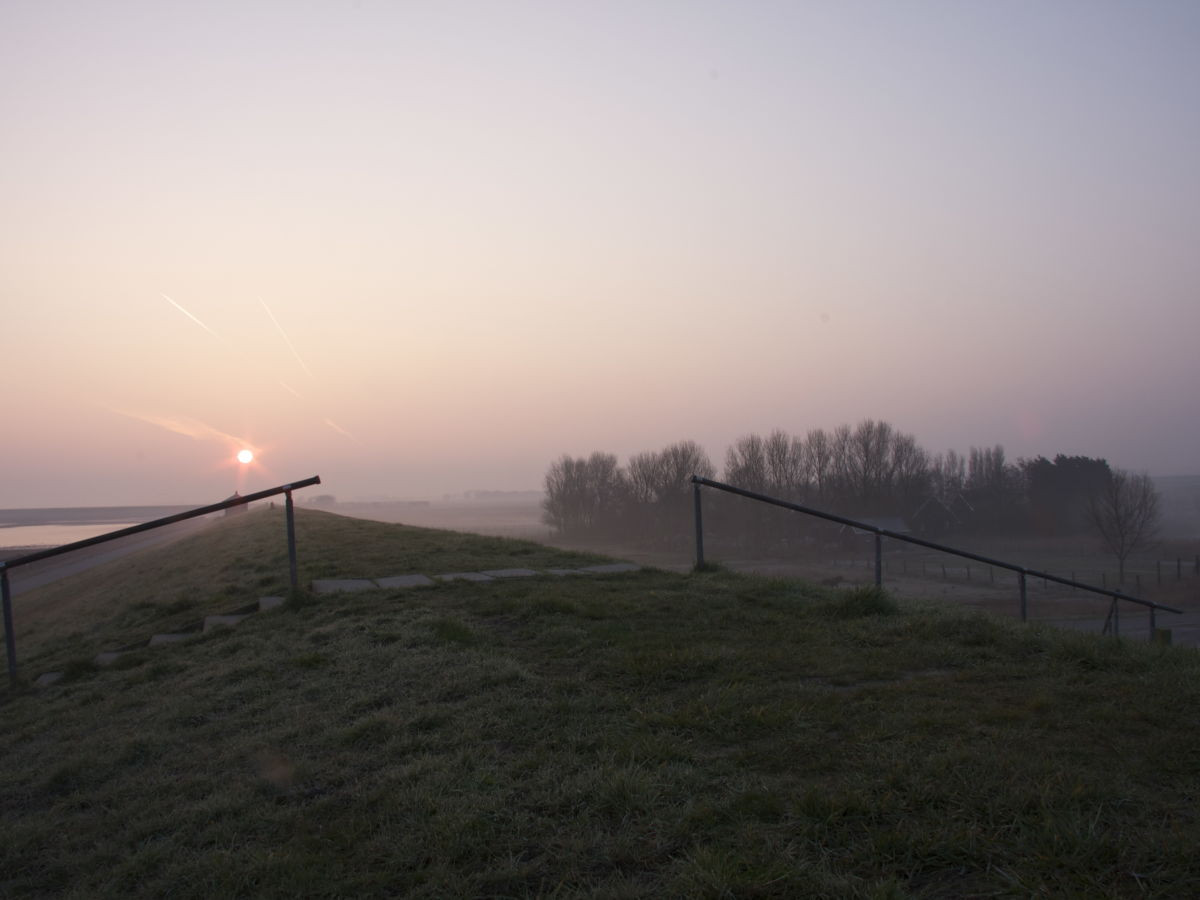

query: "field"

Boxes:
[3, 507, 1200, 897]
[326, 499, 1200, 631]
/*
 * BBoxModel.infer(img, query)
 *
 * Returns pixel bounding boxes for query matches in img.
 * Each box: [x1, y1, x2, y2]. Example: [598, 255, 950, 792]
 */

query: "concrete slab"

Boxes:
[579, 563, 641, 574]
[546, 568, 584, 576]
[149, 633, 194, 647]
[436, 572, 495, 582]
[480, 568, 539, 578]
[35, 671, 63, 687]
[259, 596, 286, 611]
[312, 578, 377, 593]
[94, 651, 125, 666]
[204, 614, 248, 632]
[376, 574, 436, 589]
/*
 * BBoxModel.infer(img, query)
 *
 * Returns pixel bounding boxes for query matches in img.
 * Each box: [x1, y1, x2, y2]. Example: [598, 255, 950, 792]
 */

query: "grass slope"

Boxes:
[3, 508, 1200, 898]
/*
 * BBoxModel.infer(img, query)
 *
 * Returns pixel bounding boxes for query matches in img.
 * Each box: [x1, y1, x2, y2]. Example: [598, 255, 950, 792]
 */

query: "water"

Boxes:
[0, 523, 142, 549]
[0, 505, 196, 552]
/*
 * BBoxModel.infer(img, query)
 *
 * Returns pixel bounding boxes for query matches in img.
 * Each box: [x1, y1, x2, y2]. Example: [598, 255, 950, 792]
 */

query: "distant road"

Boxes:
[1, 516, 218, 597]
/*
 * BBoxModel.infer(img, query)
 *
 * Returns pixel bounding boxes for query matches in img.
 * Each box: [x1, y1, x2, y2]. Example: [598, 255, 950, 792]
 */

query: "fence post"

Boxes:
[1019, 570, 1027, 622]
[2, 567, 16, 684]
[1114, 600, 1120, 638]
[1149, 605, 1156, 641]
[692, 481, 705, 569]
[874, 532, 882, 587]
[285, 490, 299, 593]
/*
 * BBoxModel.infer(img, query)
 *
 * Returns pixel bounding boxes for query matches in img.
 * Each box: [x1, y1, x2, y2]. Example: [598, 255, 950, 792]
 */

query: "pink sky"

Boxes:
[2, 1, 1198, 506]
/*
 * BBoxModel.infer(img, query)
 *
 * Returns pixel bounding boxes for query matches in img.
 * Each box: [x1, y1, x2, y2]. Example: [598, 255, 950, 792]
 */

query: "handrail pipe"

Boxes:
[1, 475, 321, 684]
[690, 475, 1180, 640]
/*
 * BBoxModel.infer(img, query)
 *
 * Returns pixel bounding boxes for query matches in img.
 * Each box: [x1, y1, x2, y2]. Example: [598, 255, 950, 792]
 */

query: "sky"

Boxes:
[2, 0, 1198, 506]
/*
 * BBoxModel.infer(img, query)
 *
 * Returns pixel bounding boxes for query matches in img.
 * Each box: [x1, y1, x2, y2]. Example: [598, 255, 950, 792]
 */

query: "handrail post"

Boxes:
[1114, 600, 1120, 638]
[874, 532, 882, 587]
[2, 567, 16, 684]
[1149, 604, 1156, 641]
[1018, 570, 1027, 623]
[692, 480, 705, 570]
[285, 490, 299, 593]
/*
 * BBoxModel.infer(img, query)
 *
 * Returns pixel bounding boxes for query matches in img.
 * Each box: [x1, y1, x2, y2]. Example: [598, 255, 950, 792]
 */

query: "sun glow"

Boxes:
[236, 449, 254, 464]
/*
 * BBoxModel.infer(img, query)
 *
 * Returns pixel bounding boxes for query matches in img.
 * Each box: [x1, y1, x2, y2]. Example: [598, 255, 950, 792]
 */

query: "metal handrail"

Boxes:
[1, 475, 321, 684]
[690, 475, 1181, 639]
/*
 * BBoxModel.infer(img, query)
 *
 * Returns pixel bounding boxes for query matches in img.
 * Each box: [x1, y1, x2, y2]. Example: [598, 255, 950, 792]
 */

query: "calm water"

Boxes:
[0, 523, 142, 549]
[0, 505, 196, 551]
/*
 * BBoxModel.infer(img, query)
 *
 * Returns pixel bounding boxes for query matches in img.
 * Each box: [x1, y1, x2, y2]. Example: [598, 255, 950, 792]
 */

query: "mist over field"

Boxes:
[2, 1, 1198, 510]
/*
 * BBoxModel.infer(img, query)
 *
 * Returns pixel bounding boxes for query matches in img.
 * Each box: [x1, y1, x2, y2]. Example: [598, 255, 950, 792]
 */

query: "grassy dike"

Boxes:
[3, 507, 1200, 897]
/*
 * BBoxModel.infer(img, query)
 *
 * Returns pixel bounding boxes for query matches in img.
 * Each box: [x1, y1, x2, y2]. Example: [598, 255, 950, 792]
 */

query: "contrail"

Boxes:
[162, 293, 225, 343]
[278, 380, 304, 399]
[260, 298, 315, 380]
[324, 418, 359, 443]
[110, 408, 253, 449]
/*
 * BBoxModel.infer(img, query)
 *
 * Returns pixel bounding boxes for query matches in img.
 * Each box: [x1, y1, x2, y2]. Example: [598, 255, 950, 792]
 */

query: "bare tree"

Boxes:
[763, 429, 805, 498]
[626, 450, 665, 506]
[848, 419, 895, 505]
[829, 424, 854, 505]
[804, 428, 833, 501]
[542, 452, 628, 534]
[659, 439, 715, 490]
[542, 455, 590, 532]
[724, 434, 769, 492]
[1089, 469, 1161, 584]
[930, 450, 966, 503]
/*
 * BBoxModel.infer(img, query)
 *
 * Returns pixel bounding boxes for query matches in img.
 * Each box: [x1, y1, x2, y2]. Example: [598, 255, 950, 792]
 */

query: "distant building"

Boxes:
[838, 515, 910, 548]
[910, 493, 974, 538]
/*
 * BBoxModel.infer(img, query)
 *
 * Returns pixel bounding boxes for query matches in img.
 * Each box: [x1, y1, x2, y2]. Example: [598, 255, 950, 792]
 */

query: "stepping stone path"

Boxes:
[34, 562, 642, 688]
[375, 575, 435, 589]
[148, 633, 192, 647]
[311, 578, 376, 593]
[204, 614, 249, 632]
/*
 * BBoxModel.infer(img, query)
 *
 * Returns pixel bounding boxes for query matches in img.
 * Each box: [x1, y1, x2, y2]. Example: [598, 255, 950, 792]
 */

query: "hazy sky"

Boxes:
[3, 0, 1198, 506]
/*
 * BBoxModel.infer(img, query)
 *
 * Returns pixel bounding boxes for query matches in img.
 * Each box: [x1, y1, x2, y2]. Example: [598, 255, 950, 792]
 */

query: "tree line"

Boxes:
[542, 420, 1158, 560]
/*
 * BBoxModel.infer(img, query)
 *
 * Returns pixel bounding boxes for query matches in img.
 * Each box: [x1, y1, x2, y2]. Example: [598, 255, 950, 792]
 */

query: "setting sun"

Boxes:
[236, 449, 254, 464]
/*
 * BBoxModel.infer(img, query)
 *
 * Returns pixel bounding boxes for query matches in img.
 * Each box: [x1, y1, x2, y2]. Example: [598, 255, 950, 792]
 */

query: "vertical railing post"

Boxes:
[1113, 599, 1120, 638]
[1018, 570, 1027, 623]
[874, 532, 882, 587]
[2, 566, 16, 684]
[692, 480, 705, 570]
[1149, 605, 1156, 642]
[285, 489, 299, 593]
